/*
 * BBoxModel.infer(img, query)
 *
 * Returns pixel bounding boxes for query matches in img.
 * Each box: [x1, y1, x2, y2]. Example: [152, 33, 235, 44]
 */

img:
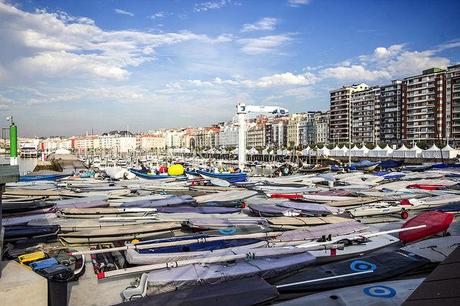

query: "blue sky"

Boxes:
[0, 0, 459, 136]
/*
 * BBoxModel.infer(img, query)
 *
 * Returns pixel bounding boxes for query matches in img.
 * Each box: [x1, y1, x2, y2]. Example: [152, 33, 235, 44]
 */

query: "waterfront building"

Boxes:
[315, 111, 330, 144]
[138, 134, 165, 152]
[246, 122, 266, 148]
[380, 80, 403, 145]
[403, 68, 447, 143]
[299, 111, 330, 146]
[351, 86, 381, 144]
[287, 113, 306, 147]
[272, 118, 288, 148]
[165, 130, 185, 148]
[447, 64, 460, 143]
[329, 83, 369, 144]
[218, 122, 238, 148]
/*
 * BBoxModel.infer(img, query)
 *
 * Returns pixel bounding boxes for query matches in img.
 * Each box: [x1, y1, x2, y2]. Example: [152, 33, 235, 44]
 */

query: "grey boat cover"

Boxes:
[59, 222, 181, 237]
[275, 278, 424, 306]
[278, 220, 368, 242]
[117, 276, 278, 306]
[276, 202, 334, 216]
[248, 204, 301, 217]
[121, 195, 196, 208]
[400, 236, 460, 262]
[194, 190, 257, 203]
[125, 240, 269, 265]
[184, 217, 267, 229]
[52, 195, 109, 208]
[146, 251, 315, 294]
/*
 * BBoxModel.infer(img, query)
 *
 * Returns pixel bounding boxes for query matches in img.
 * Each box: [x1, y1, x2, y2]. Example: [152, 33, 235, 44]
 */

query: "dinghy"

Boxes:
[248, 204, 301, 217]
[125, 237, 269, 265]
[196, 170, 247, 183]
[275, 250, 430, 293]
[399, 211, 453, 243]
[118, 276, 278, 305]
[275, 278, 424, 306]
[276, 202, 334, 216]
[143, 251, 314, 294]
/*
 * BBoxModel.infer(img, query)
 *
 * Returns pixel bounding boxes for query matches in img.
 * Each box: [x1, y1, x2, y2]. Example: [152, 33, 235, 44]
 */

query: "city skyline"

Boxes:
[1, 0, 460, 137]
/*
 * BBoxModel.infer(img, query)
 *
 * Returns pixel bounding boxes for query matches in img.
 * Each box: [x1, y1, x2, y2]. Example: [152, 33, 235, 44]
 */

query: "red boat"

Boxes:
[407, 184, 447, 190]
[399, 211, 453, 243]
[268, 193, 303, 199]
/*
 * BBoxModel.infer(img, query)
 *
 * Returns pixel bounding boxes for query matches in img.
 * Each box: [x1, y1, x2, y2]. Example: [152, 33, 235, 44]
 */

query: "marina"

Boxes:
[1, 152, 460, 306]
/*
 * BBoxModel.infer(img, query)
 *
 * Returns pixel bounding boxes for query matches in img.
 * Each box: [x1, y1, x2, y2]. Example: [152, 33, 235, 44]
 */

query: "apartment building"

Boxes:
[329, 83, 368, 143]
[380, 80, 403, 144]
[447, 64, 460, 142]
[351, 86, 381, 144]
[287, 113, 306, 147]
[403, 68, 446, 142]
[246, 123, 266, 148]
[272, 118, 288, 148]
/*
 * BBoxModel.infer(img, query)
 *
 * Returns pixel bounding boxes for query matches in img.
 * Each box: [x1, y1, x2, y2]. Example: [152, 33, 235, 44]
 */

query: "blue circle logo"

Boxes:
[349, 260, 377, 272]
[363, 285, 396, 298]
[218, 228, 237, 235]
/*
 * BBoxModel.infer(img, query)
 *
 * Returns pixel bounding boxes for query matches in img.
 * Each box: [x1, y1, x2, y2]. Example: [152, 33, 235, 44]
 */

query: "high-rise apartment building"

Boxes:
[351, 86, 381, 144]
[329, 83, 368, 143]
[380, 80, 403, 144]
[403, 68, 447, 142]
[447, 64, 460, 142]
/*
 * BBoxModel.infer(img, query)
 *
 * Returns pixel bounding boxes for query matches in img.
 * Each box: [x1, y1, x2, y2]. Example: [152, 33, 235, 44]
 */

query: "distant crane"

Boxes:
[236, 103, 289, 170]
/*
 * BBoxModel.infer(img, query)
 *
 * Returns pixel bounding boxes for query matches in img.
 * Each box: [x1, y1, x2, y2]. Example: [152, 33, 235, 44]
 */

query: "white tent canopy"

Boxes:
[422, 144, 440, 159]
[317, 146, 330, 156]
[393, 144, 408, 158]
[247, 147, 259, 155]
[441, 144, 459, 159]
[406, 144, 422, 158]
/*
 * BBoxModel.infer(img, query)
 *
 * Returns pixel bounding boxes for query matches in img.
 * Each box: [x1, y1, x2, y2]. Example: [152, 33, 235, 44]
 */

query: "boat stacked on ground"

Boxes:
[3, 160, 460, 306]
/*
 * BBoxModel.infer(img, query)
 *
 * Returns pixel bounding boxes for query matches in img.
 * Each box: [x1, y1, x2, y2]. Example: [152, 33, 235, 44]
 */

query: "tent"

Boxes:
[262, 148, 269, 155]
[421, 144, 440, 159]
[393, 144, 409, 158]
[317, 146, 330, 157]
[406, 144, 422, 158]
[330, 145, 342, 157]
[381, 144, 394, 157]
[231, 148, 239, 154]
[350, 145, 367, 157]
[368, 144, 382, 157]
[247, 147, 259, 155]
[301, 147, 310, 156]
[441, 144, 459, 159]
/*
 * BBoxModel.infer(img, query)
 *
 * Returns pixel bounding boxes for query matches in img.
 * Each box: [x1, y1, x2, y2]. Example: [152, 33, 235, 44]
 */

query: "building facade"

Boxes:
[329, 83, 368, 143]
[447, 64, 460, 142]
[380, 80, 403, 144]
[403, 68, 447, 142]
[351, 86, 381, 144]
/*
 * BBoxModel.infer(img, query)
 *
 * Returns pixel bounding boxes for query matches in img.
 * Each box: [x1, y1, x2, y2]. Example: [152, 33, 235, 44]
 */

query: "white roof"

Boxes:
[442, 144, 455, 151]
[383, 144, 393, 151]
[396, 144, 408, 151]
[371, 144, 382, 151]
[426, 144, 440, 151]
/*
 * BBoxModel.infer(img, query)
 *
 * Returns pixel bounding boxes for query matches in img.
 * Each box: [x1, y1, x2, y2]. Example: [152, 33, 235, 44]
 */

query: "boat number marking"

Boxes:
[350, 260, 377, 272]
[218, 228, 237, 235]
[363, 285, 396, 298]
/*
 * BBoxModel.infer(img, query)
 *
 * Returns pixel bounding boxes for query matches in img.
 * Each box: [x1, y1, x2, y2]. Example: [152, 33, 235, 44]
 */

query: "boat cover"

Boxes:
[117, 276, 278, 306]
[275, 250, 429, 293]
[145, 252, 315, 294]
[399, 211, 454, 243]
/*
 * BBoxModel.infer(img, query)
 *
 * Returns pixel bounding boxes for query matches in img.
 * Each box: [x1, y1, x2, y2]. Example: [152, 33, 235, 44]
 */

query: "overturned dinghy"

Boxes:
[143, 251, 315, 295]
[118, 276, 278, 305]
[276, 202, 334, 216]
[59, 222, 181, 244]
[275, 278, 424, 306]
[125, 237, 268, 265]
[248, 204, 301, 217]
[183, 218, 268, 230]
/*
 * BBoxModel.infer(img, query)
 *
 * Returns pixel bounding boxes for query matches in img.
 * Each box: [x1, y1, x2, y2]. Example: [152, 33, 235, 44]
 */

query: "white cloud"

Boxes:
[0, 2, 228, 81]
[193, 0, 239, 12]
[288, 0, 311, 7]
[114, 9, 134, 17]
[238, 34, 292, 55]
[321, 65, 391, 81]
[241, 17, 277, 32]
[171, 71, 318, 89]
[150, 11, 169, 19]
[320, 43, 454, 82]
